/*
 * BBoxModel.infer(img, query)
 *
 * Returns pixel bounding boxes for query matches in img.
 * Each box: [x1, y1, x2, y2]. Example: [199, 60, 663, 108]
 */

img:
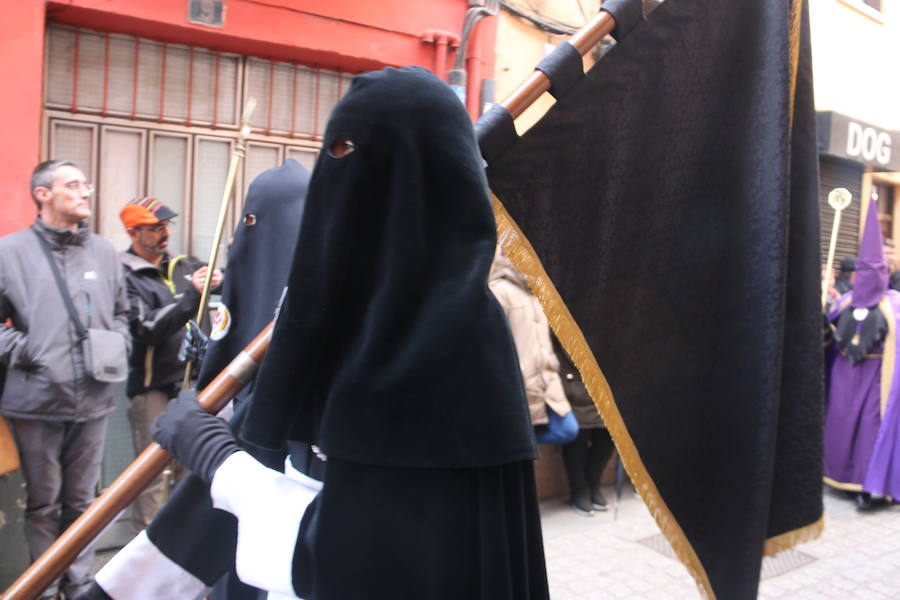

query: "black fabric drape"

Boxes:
[293, 458, 548, 600]
[486, 0, 823, 597]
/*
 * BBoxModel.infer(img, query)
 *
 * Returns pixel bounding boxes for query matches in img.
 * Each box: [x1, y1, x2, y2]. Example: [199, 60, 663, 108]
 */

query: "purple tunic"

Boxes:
[823, 341, 883, 489]
[825, 291, 900, 495]
[863, 292, 900, 498]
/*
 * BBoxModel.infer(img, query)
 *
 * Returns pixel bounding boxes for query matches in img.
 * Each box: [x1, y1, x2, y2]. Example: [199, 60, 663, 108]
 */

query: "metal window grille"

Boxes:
[244, 57, 351, 138]
[46, 24, 352, 139]
[243, 142, 283, 198]
[44, 23, 335, 257]
[46, 25, 242, 128]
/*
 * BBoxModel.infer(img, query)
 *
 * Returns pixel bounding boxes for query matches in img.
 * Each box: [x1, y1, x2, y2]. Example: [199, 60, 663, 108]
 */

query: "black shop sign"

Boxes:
[817, 111, 900, 171]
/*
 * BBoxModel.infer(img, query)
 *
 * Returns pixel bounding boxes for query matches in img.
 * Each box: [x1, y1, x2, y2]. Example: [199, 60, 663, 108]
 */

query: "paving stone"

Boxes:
[541, 485, 900, 599]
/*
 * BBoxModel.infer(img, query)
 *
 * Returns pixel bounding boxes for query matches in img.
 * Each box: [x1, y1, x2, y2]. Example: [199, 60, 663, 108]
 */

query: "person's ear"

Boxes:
[33, 187, 52, 206]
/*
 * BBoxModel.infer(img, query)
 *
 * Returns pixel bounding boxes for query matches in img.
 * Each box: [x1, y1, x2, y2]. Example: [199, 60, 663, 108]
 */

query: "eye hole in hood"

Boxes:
[329, 137, 355, 159]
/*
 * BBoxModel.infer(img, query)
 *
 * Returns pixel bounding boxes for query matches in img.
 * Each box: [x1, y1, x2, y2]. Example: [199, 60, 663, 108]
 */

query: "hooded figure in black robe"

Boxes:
[152, 66, 549, 600]
[196, 158, 309, 398]
[86, 159, 312, 600]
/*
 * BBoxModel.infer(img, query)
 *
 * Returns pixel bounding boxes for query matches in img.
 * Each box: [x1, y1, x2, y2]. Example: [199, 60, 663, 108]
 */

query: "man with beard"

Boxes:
[119, 197, 222, 528]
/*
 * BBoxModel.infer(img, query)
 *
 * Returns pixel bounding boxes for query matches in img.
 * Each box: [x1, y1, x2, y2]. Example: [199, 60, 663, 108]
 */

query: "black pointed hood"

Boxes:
[197, 158, 310, 394]
[243, 67, 535, 467]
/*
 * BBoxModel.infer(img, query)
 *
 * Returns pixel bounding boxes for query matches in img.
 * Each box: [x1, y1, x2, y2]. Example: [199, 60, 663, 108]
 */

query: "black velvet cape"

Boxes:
[242, 67, 536, 469]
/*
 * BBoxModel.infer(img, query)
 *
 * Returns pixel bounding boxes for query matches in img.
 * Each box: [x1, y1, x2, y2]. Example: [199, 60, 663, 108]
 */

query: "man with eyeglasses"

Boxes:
[0, 159, 131, 599]
[119, 197, 222, 529]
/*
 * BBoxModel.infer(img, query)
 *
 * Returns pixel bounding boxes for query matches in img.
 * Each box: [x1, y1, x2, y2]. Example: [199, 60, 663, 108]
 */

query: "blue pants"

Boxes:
[534, 409, 578, 444]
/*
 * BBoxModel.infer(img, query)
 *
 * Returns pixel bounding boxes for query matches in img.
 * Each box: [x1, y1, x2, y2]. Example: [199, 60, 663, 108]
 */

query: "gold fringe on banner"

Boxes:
[490, 192, 715, 600]
[764, 516, 824, 557]
[493, 189, 825, 596]
[774, 0, 823, 547]
[788, 0, 802, 121]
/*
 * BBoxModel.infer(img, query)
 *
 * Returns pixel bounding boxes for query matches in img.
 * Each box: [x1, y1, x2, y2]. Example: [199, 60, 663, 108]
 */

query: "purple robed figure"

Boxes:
[865, 347, 900, 498]
[824, 191, 900, 504]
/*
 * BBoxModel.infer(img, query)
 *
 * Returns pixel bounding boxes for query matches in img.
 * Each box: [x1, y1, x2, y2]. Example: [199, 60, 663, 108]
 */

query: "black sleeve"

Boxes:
[127, 273, 201, 347]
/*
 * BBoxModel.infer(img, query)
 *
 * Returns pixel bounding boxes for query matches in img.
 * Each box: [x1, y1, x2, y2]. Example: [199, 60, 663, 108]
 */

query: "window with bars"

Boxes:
[244, 58, 347, 138]
[45, 24, 352, 138]
[43, 23, 338, 258]
[43, 22, 346, 486]
[46, 116, 320, 258]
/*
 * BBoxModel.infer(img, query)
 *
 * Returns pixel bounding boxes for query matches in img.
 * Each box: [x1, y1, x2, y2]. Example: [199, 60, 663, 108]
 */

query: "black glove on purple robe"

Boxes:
[151, 390, 239, 483]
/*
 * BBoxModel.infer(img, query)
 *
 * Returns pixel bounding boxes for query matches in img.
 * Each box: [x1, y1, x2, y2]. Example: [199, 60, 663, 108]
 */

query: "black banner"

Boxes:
[486, 0, 823, 597]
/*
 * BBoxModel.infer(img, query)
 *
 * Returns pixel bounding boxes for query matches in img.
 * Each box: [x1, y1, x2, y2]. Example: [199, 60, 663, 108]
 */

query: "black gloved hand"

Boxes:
[151, 390, 239, 482]
[178, 319, 210, 364]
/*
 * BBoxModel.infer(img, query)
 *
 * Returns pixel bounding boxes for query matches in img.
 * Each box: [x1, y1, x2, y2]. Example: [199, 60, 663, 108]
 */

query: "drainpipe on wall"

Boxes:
[448, 0, 499, 119]
[420, 29, 460, 82]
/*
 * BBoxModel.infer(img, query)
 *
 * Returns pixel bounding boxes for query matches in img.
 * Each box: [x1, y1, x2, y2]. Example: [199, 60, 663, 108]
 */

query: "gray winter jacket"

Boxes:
[0, 217, 131, 421]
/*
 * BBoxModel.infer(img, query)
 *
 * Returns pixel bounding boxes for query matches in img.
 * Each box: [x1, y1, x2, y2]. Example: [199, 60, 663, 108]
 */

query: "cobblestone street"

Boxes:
[541, 486, 900, 599]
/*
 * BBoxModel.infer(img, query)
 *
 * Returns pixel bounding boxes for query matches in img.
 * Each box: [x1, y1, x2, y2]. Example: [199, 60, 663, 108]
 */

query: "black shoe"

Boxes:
[571, 490, 595, 517]
[855, 492, 875, 511]
[858, 493, 891, 511]
[591, 489, 608, 511]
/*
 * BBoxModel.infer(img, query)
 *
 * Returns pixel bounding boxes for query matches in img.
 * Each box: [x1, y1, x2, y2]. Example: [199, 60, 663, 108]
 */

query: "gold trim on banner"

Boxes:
[878, 296, 895, 418]
[788, 0, 802, 122]
[490, 192, 715, 600]
[763, 516, 824, 557]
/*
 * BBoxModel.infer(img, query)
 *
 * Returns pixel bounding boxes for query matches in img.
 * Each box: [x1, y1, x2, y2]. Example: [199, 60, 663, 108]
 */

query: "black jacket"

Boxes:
[121, 250, 203, 397]
[243, 67, 536, 468]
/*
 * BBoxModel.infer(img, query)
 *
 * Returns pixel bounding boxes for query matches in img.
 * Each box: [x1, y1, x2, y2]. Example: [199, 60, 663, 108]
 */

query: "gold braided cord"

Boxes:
[491, 192, 714, 600]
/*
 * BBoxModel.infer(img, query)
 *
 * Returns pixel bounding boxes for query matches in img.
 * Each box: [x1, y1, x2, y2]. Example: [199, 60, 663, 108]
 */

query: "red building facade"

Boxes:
[1, 0, 496, 248]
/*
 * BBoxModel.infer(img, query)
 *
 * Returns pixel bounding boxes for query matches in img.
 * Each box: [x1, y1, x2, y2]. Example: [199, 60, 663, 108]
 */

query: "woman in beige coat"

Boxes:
[489, 250, 578, 444]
